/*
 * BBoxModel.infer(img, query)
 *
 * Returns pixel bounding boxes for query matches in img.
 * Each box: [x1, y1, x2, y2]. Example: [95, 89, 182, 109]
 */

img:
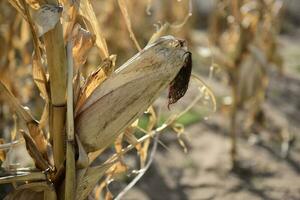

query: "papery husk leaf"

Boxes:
[76, 162, 114, 200]
[75, 36, 190, 152]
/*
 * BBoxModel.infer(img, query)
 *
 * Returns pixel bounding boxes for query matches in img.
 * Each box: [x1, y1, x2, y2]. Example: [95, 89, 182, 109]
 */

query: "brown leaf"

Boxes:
[26, 122, 49, 161]
[21, 130, 52, 171]
[118, 0, 141, 51]
[78, 0, 109, 59]
[72, 24, 96, 69]
[73, 70, 83, 107]
[0, 80, 35, 123]
[32, 53, 48, 100]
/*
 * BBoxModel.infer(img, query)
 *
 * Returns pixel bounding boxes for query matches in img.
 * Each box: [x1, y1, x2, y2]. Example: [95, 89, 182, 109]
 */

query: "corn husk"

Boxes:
[75, 36, 191, 152]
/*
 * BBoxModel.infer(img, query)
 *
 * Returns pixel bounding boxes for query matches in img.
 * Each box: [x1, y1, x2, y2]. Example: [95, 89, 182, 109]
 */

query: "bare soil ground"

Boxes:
[122, 34, 300, 200]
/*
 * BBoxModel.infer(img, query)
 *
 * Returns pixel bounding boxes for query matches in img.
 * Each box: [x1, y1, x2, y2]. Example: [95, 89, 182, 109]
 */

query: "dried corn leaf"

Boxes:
[111, 134, 128, 179]
[75, 56, 115, 114]
[76, 162, 114, 200]
[118, 0, 141, 51]
[124, 128, 139, 148]
[139, 107, 156, 167]
[21, 0, 48, 102]
[78, 0, 109, 59]
[72, 24, 96, 69]
[63, 3, 77, 40]
[73, 70, 82, 106]
[39, 101, 49, 129]
[34, 4, 63, 37]
[25, 0, 40, 9]
[26, 122, 49, 160]
[172, 123, 188, 153]
[0, 80, 35, 123]
[7, 0, 27, 19]
[1, 78, 48, 155]
[32, 54, 48, 99]
[21, 130, 51, 171]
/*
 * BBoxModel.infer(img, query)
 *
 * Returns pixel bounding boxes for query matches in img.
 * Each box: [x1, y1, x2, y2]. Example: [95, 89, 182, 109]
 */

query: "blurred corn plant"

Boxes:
[208, 0, 284, 168]
[0, 0, 215, 199]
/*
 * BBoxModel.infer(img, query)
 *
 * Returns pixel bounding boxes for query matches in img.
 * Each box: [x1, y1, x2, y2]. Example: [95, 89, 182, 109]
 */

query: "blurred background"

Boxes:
[1, 0, 300, 199]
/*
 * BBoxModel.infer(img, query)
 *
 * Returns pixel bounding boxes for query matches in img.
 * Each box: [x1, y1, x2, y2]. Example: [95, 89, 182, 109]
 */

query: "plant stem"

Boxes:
[65, 41, 76, 200]
[44, 0, 67, 169]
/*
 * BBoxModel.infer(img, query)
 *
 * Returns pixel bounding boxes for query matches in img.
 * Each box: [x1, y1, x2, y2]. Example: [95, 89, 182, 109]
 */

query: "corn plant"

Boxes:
[0, 0, 215, 199]
[208, 0, 283, 168]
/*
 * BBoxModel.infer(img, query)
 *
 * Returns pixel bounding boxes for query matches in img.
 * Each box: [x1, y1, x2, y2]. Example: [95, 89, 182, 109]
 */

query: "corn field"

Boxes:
[0, 0, 300, 199]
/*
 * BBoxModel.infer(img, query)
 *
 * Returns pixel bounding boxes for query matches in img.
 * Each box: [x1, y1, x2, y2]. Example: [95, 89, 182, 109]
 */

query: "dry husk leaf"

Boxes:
[75, 36, 190, 152]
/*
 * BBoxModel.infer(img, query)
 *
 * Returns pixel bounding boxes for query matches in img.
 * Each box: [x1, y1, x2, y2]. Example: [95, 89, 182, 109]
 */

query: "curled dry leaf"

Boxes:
[34, 4, 63, 37]
[72, 24, 96, 69]
[75, 36, 192, 152]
